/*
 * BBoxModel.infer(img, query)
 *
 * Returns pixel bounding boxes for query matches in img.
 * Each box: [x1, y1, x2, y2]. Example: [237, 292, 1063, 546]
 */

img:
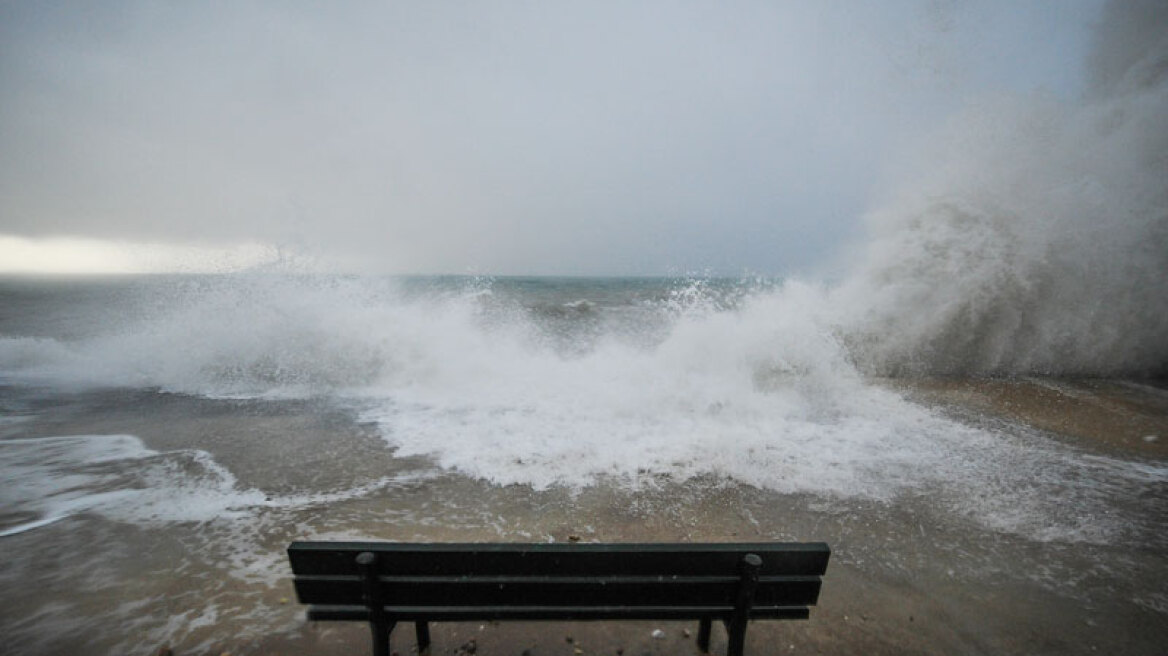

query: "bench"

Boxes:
[287, 541, 830, 656]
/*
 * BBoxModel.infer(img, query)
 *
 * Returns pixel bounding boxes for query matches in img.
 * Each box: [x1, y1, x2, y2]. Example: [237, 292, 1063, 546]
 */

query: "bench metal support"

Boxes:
[693, 554, 761, 656]
[415, 620, 431, 654]
[357, 552, 391, 656]
[698, 617, 713, 652]
[727, 553, 762, 656]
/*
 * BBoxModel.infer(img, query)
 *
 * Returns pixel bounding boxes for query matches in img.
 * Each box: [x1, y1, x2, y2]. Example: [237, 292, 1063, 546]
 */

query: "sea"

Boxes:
[0, 272, 1166, 654]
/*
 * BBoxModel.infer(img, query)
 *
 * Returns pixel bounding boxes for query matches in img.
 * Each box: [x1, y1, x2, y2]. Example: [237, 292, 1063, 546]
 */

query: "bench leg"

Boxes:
[370, 619, 395, 656]
[697, 618, 712, 653]
[725, 618, 747, 656]
[415, 621, 431, 654]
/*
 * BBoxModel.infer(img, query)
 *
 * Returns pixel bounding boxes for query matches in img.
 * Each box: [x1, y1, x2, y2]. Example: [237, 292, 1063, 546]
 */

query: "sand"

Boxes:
[891, 377, 1168, 458]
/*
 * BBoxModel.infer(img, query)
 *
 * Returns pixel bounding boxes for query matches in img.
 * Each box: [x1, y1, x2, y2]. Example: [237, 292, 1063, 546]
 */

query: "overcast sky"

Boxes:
[0, 0, 1104, 275]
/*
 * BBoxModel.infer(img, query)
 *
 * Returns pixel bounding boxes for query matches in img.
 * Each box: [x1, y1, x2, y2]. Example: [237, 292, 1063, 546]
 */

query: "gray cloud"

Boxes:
[0, 1, 1103, 275]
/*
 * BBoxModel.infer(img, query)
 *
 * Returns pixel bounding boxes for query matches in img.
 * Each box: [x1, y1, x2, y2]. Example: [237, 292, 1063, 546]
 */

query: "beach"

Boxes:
[2, 372, 1165, 655]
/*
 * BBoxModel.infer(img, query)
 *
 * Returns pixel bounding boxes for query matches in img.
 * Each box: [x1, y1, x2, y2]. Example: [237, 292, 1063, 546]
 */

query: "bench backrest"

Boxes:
[289, 542, 829, 619]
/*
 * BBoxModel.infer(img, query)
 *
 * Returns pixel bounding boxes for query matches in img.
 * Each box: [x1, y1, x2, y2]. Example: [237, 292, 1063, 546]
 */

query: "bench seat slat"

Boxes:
[288, 542, 829, 577]
[307, 604, 812, 622]
[294, 574, 822, 608]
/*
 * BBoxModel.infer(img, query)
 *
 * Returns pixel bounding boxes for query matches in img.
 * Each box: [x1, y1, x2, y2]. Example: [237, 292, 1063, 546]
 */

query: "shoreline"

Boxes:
[1, 377, 1165, 655]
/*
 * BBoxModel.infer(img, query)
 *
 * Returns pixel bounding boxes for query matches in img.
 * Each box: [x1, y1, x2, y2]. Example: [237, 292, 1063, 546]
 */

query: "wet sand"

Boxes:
[890, 377, 1168, 458]
[1, 378, 1166, 655]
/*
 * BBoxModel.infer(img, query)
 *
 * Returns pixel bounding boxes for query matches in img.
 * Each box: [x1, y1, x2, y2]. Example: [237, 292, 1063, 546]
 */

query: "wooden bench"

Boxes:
[287, 541, 830, 656]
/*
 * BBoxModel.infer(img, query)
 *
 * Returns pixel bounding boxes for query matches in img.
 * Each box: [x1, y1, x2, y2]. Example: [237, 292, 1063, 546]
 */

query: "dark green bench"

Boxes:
[287, 541, 830, 656]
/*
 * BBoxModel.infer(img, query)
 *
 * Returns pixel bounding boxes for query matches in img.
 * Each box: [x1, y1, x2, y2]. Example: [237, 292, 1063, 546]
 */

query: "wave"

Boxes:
[0, 276, 496, 396]
[834, 0, 1168, 376]
[0, 275, 781, 397]
[1, 271, 1163, 543]
[0, 434, 263, 535]
[0, 432, 442, 537]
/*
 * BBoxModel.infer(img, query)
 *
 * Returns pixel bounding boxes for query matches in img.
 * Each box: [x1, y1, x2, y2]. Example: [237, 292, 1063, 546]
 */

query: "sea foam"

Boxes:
[0, 434, 266, 535]
[834, 0, 1168, 376]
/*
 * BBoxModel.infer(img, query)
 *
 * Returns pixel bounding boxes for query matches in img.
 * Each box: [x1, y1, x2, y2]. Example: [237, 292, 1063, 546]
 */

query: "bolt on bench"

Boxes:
[287, 541, 830, 656]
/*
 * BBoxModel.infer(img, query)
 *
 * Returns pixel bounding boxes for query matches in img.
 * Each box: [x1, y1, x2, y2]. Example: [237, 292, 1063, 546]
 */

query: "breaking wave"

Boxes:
[836, 0, 1168, 376]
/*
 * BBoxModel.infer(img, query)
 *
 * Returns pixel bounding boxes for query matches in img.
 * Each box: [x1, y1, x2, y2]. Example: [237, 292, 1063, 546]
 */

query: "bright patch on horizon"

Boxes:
[0, 235, 278, 274]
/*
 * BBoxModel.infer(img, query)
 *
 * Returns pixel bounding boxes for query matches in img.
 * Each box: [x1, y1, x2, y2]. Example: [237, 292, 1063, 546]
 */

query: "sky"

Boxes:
[0, 0, 1106, 276]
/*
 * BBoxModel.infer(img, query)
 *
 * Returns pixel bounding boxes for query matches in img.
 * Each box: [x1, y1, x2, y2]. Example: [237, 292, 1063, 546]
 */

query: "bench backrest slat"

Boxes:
[294, 574, 823, 608]
[288, 542, 829, 577]
[304, 604, 813, 622]
[289, 542, 829, 611]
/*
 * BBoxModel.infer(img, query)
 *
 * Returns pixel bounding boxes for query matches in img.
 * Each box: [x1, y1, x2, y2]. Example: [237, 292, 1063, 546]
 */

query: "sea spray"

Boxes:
[834, 1, 1168, 376]
[0, 275, 507, 397]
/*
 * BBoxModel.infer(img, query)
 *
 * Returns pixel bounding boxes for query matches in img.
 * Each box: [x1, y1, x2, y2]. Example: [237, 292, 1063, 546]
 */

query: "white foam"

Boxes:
[361, 281, 927, 495]
[832, 25, 1168, 376]
[0, 435, 266, 534]
[0, 514, 69, 538]
[0, 432, 447, 540]
[0, 276, 508, 398]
